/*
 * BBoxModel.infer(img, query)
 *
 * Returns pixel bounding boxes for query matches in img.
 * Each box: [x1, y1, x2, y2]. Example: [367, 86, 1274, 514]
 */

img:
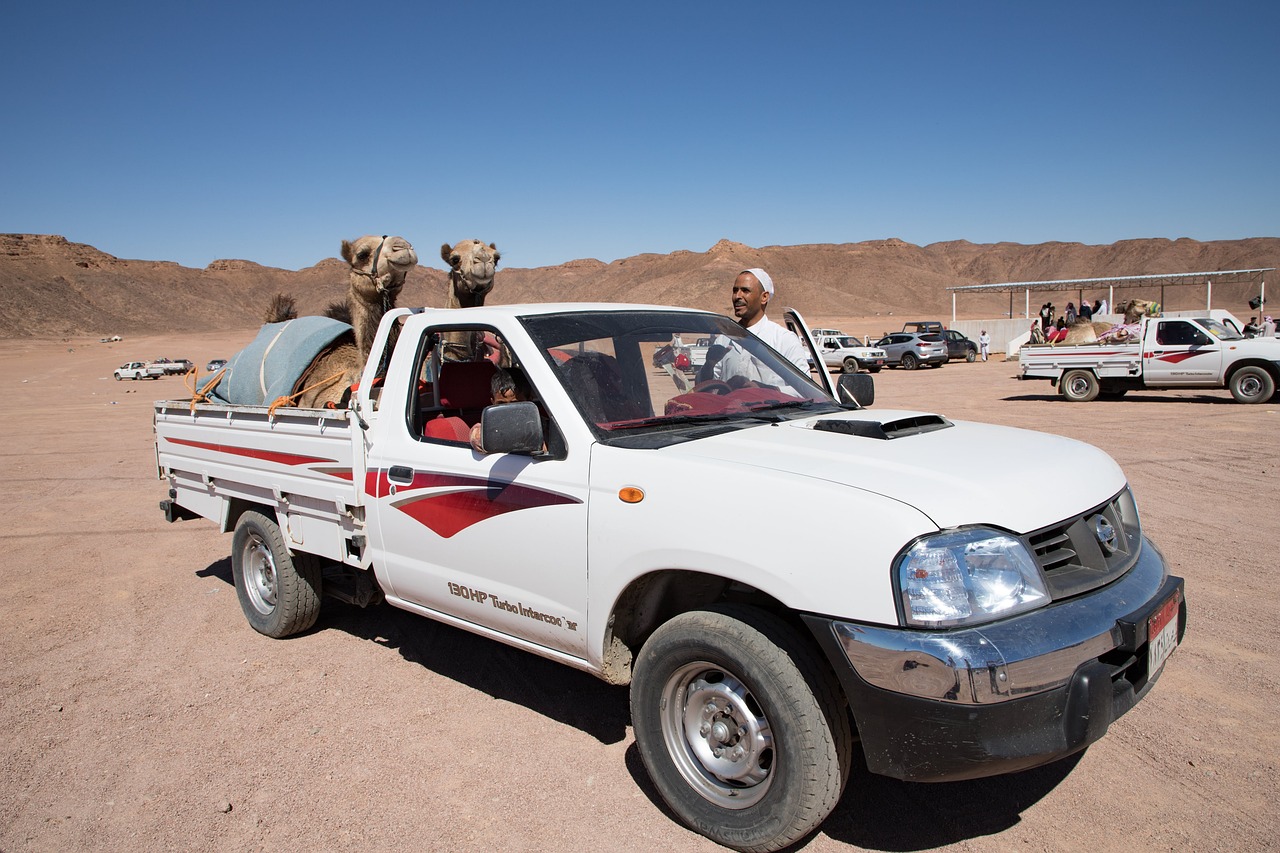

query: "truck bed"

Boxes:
[154, 400, 367, 565]
[1019, 342, 1142, 378]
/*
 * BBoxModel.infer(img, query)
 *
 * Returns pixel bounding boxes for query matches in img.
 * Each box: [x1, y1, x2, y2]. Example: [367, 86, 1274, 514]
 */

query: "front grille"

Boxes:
[1026, 488, 1142, 600]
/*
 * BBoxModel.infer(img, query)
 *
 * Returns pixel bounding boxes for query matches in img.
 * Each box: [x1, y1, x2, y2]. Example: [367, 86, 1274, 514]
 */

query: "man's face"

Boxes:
[731, 272, 769, 325]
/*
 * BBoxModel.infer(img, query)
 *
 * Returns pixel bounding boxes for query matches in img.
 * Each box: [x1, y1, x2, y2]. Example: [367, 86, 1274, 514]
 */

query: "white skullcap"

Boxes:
[742, 268, 774, 295]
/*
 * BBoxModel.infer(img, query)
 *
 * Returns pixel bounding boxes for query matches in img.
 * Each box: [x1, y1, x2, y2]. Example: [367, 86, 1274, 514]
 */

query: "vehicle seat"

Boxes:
[437, 360, 498, 420]
[423, 415, 472, 444]
[559, 353, 646, 425]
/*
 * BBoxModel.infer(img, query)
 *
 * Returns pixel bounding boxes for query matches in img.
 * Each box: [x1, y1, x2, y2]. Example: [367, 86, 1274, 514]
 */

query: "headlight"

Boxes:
[896, 528, 1048, 628]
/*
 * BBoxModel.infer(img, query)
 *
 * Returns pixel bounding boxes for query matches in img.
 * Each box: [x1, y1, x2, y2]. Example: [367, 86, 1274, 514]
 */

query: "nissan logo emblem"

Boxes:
[1092, 515, 1118, 554]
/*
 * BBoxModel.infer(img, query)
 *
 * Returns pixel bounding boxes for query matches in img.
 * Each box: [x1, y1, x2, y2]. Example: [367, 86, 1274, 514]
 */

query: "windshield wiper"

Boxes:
[745, 399, 827, 414]
[604, 413, 745, 431]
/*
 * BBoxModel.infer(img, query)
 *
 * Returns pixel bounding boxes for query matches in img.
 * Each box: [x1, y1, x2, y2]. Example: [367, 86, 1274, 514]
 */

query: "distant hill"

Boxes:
[2, 232, 1276, 338]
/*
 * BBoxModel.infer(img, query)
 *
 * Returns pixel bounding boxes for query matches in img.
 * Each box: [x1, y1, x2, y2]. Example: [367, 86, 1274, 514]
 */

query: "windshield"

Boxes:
[1199, 318, 1244, 341]
[520, 309, 836, 445]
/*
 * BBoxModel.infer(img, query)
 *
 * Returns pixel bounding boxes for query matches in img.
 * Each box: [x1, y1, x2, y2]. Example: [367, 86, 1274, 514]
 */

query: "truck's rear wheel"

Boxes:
[630, 604, 852, 852]
[231, 510, 322, 638]
[842, 357, 860, 374]
[1061, 369, 1100, 402]
[1229, 366, 1275, 404]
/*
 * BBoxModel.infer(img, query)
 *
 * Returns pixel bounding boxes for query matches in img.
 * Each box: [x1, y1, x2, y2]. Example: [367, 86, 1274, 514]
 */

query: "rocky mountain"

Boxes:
[2, 232, 1276, 338]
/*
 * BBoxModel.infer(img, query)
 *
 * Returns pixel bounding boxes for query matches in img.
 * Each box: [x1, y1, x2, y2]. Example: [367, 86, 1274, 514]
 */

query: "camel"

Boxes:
[440, 239, 501, 361]
[289, 235, 419, 407]
[1057, 299, 1160, 346]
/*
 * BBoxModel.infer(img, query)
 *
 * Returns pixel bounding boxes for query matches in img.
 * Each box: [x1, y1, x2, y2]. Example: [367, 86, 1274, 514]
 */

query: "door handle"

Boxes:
[388, 465, 414, 484]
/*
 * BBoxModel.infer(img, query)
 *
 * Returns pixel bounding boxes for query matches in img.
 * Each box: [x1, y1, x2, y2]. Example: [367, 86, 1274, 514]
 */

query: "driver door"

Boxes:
[1142, 320, 1223, 385]
[365, 323, 591, 658]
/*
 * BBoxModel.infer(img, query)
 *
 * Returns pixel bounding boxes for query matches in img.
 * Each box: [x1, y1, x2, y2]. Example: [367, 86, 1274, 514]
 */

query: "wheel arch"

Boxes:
[600, 569, 802, 686]
[221, 497, 278, 535]
[1225, 358, 1280, 385]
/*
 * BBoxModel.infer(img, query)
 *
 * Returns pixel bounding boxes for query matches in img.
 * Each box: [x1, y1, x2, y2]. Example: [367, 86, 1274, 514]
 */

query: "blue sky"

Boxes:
[3, 1, 1276, 271]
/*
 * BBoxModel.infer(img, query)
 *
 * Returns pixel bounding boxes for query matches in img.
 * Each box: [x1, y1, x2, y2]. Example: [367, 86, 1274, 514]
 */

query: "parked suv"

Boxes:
[875, 332, 948, 369]
[943, 330, 978, 362]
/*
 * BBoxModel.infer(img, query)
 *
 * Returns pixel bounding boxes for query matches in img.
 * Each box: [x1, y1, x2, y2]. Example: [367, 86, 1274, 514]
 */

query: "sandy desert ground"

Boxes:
[2, 324, 1278, 852]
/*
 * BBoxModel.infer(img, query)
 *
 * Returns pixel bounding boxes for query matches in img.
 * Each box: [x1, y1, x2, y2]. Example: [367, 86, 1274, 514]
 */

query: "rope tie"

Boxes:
[266, 370, 347, 418]
[186, 366, 225, 413]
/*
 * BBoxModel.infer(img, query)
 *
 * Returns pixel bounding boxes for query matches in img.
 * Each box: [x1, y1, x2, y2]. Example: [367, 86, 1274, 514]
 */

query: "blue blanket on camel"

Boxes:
[200, 317, 352, 406]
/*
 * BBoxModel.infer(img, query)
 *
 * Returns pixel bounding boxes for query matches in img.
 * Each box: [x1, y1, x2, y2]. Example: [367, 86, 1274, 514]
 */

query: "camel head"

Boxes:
[1120, 299, 1160, 323]
[341, 235, 418, 307]
[441, 239, 500, 304]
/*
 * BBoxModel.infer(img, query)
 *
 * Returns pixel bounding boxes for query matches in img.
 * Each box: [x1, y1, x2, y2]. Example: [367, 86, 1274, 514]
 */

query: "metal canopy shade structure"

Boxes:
[945, 268, 1274, 324]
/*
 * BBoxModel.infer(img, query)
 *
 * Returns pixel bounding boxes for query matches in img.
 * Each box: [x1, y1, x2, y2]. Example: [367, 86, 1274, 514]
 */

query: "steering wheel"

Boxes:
[691, 380, 733, 395]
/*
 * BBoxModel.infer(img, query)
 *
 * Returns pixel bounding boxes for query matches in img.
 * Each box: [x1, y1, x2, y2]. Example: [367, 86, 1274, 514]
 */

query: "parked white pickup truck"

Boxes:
[154, 303, 1185, 851]
[114, 361, 165, 380]
[1019, 315, 1280, 403]
[815, 332, 887, 373]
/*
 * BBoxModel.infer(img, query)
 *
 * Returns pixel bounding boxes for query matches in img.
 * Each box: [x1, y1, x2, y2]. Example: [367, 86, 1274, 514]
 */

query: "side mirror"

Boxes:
[479, 402, 544, 454]
[837, 373, 874, 408]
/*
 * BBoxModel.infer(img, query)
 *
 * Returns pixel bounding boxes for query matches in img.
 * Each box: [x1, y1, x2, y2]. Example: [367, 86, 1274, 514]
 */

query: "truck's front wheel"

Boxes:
[231, 511, 322, 638]
[1061, 369, 1100, 402]
[1229, 366, 1276, 404]
[842, 357, 860, 374]
[631, 605, 852, 852]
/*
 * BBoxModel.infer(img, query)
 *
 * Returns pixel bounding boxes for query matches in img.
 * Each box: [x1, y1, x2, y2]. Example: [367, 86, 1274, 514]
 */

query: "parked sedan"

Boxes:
[874, 332, 948, 370]
[943, 330, 978, 362]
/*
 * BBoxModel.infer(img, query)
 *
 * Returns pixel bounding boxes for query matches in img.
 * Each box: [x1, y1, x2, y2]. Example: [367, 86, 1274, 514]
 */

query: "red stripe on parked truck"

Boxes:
[165, 437, 340, 468]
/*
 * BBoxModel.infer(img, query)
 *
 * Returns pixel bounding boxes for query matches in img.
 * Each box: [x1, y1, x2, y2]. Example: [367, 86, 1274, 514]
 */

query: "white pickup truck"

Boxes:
[814, 332, 887, 373]
[114, 361, 165, 380]
[1019, 315, 1280, 403]
[154, 303, 1185, 852]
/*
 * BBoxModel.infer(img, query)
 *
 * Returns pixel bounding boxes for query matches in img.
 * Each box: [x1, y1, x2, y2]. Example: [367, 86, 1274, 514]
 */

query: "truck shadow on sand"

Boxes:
[199, 557, 1080, 847]
[810, 749, 1081, 850]
[623, 740, 1081, 851]
[197, 557, 630, 745]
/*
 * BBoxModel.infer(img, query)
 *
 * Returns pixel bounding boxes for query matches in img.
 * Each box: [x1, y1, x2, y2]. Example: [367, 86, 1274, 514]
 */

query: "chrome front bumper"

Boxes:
[803, 536, 1185, 781]
[829, 536, 1173, 705]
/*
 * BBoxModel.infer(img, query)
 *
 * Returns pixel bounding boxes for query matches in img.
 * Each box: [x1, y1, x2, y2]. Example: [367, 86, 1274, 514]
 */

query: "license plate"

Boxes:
[1147, 590, 1181, 675]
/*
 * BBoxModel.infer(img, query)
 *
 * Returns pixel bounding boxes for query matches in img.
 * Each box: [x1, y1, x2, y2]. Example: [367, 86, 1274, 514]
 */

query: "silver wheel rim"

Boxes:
[1067, 375, 1090, 397]
[660, 661, 775, 809]
[241, 532, 278, 615]
[1238, 375, 1262, 398]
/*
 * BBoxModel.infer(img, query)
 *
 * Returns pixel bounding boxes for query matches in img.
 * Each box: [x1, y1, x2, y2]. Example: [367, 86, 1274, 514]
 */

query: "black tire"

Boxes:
[114, 374, 122, 381]
[1229, 366, 1276, 404]
[231, 510, 322, 638]
[630, 604, 853, 852]
[867, 365, 881, 374]
[842, 357, 860, 374]
[965, 348, 977, 363]
[1061, 369, 1100, 402]
[900, 352, 918, 371]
